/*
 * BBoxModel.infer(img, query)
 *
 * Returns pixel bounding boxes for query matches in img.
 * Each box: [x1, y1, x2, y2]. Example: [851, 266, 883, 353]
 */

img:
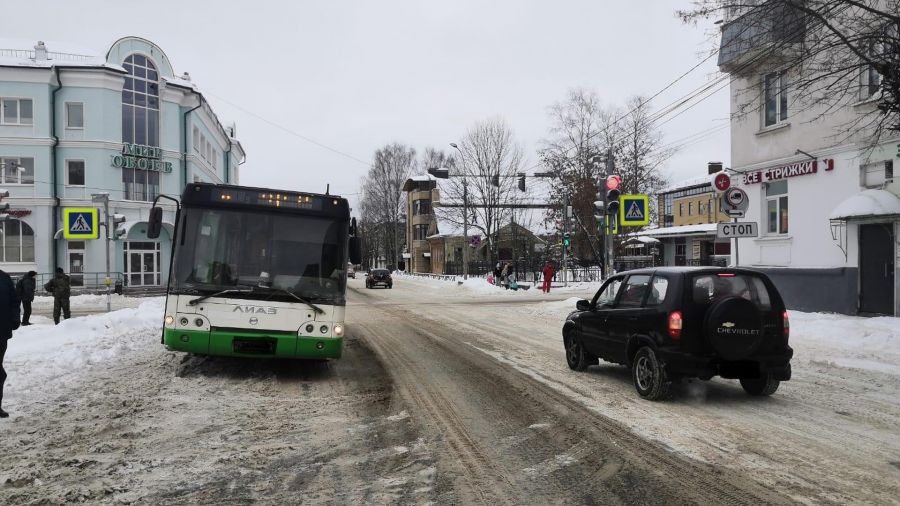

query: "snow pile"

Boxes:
[527, 297, 582, 318]
[790, 311, 900, 374]
[4, 298, 165, 408]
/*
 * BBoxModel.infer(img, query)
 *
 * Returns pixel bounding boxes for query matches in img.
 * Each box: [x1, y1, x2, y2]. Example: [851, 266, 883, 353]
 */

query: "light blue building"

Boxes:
[0, 36, 245, 289]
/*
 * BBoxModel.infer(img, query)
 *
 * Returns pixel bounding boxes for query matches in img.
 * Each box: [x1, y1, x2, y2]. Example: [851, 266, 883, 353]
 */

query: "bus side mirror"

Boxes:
[349, 237, 362, 265]
[147, 207, 163, 239]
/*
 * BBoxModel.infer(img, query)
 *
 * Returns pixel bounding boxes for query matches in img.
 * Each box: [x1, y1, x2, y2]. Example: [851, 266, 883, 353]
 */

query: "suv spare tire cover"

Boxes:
[704, 296, 764, 361]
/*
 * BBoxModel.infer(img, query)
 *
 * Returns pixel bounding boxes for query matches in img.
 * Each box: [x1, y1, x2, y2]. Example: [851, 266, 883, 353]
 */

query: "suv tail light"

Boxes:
[668, 311, 683, 340]
[783, 310, 790, 338]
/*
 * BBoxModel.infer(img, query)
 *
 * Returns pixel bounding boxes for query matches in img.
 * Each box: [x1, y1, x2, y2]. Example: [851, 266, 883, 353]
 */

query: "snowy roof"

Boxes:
[829, 189, 900, 220]
[657, 174, 712, 194]
[636, 223, 718, 238]
[624, 236, 661, 244]
[0, 38, 120, 70]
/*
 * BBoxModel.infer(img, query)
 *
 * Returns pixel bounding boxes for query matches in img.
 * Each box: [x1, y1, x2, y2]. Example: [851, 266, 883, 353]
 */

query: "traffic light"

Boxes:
[563, 233, 571, 248]
[112, 213, 127, 239]
[517, 173, 526, 192]
[491, 174, 500, 187]
[605, 174, 621, 215]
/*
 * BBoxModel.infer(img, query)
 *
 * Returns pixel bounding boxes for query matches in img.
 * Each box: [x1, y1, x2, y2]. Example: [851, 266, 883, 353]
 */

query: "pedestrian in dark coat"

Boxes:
[44, 268, 71, 325]
[15, 271, 36, 326]
[0, 268, 21, 418]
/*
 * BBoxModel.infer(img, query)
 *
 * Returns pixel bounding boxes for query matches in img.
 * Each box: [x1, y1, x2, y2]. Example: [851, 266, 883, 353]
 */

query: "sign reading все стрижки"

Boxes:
[111, 143, 174, 173]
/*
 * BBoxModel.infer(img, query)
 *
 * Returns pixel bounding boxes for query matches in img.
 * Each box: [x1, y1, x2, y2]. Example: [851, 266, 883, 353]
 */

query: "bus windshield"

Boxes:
[172, 207, 348, 304]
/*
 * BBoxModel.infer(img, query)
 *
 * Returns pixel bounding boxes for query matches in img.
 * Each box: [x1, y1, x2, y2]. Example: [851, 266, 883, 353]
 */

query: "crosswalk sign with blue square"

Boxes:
[63, 208, 99, 240]
[619, 195, 650, 226]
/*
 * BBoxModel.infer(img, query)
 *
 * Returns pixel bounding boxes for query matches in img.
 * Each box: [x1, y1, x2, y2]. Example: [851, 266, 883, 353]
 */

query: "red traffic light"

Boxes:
[605, 175, 621, 191]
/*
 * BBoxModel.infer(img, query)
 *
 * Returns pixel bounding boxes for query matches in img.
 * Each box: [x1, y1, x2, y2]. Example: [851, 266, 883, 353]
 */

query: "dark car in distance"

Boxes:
[563, 267, 792, 400]
[366, 269, 393, 289]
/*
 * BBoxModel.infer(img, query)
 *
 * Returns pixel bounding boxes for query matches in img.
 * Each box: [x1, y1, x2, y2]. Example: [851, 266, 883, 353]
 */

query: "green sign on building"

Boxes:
[112, 143, 173, 173]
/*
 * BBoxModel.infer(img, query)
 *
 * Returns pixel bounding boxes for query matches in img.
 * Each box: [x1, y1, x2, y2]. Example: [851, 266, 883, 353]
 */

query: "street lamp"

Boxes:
[450, 142, 470, 279]
[91, 192, 113, 312]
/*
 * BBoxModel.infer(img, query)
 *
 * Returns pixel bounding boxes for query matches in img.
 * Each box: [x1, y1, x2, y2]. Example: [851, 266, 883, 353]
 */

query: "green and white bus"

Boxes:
[148, 183, 361, 359]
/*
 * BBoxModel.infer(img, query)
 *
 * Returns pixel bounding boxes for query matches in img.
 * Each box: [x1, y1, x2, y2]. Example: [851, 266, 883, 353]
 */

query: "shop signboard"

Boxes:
[111, 143, 174, 173]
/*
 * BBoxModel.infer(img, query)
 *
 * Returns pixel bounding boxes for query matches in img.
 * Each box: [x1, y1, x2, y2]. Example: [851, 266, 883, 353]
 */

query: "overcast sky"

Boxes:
[9, 0, 729, 214]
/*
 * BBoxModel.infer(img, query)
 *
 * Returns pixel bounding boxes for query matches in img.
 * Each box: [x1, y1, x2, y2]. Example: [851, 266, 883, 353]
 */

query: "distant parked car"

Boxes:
[347, 266, 356, 279]
[562, 267, 792, 400]
[366, 269, 392, 289]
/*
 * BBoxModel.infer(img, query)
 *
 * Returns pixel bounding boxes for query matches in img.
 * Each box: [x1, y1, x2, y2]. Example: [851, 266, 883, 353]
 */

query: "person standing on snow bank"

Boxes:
[0, 268, 21, 418]
[44, 268, 71, 325]
[542, 261, 555, 293]
[15, 271, 36, 326]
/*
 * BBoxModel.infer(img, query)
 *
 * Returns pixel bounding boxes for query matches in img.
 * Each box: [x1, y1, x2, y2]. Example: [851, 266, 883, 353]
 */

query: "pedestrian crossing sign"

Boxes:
[63, 208, 99, 240]
[619, 195, 650, 226]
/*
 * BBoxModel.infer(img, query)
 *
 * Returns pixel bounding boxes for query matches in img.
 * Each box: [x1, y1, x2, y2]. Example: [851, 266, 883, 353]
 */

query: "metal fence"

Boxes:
[17, 272, 127, 295]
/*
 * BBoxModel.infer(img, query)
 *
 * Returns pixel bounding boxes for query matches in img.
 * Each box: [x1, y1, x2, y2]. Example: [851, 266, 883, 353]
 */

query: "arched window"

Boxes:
[121, 54, 161, 201]
[122, 54, 159, 146]
[1, 219, 35, 263]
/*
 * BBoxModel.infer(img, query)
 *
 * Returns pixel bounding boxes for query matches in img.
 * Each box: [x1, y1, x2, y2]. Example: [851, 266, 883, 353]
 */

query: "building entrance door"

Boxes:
[67, 241, 85, 287]
[859, 224, 894, 315]
[124, 241, 161, 287]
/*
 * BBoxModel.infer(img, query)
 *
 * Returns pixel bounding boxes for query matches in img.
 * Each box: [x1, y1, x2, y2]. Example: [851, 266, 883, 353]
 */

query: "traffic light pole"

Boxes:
[562, 199, 568, 288]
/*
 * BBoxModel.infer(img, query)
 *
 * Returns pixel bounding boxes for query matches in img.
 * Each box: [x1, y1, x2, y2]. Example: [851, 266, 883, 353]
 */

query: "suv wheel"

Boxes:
[632, 347, 671, 401]
[564, 332, 595, 371]
[740, 373, 780, 396]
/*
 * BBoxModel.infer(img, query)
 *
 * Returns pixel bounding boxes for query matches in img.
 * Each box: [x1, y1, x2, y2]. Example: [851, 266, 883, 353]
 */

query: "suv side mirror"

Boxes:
[147, 207, 163, 239]
[349, 237, 362, 265]
[576, 299, 591, 311]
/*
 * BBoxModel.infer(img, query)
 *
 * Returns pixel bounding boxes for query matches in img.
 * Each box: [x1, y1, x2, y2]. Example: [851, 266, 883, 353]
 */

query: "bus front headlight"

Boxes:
[165, 315, 174, 326]
[333, 324, 344, 337]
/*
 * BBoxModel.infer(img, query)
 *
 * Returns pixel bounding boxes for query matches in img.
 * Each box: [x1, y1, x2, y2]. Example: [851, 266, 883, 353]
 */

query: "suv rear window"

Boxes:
[691, 274, 772, 310]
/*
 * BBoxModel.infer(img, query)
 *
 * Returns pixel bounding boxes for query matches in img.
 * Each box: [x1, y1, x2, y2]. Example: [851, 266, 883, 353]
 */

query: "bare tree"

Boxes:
[360, 143, 417, 269]
[437, 118, 524, 262]
[537, 90, 673, 263]
[615, 96, 674, 227]
[538, 88, 619, 262]
[679, 0, 900, 144]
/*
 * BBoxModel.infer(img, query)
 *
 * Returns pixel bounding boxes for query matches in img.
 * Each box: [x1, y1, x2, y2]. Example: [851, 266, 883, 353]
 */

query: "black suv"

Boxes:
[366, 269, 393, 289]
[563, 267, 792, 400]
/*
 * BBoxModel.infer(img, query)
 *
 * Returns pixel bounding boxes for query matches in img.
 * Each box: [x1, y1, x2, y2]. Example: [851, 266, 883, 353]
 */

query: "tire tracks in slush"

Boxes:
[348, 286, 793, 505]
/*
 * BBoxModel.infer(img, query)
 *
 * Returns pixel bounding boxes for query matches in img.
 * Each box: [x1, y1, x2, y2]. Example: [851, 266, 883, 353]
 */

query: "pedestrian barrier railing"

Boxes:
[15, 272, 167, 296]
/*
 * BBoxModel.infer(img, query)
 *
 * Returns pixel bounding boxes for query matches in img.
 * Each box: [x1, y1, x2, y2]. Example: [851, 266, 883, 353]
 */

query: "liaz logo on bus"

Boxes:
[232, 305, 278, 314]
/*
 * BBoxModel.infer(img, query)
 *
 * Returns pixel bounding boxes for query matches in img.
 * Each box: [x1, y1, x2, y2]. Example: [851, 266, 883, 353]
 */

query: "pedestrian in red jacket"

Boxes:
[542, 261, 555, 293]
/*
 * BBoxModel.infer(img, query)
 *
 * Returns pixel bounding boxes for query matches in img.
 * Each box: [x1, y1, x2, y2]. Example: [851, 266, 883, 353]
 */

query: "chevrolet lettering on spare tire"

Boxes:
[561, 267, 793, 400]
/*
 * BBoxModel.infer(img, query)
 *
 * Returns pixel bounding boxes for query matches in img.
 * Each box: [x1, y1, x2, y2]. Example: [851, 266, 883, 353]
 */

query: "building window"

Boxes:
[193, 126, 200, 152]
[766, 180, 788, 234]
[67, 160, 85, 186]
[65, 102, 84, 128]
[0, 98, 33, 125]
[763, 71, 788, 127]
[122, 54, 159, 146]
[413, 224, 429, 241]
[412, 199, 432, 216]
[0, 157, 34, 184]
[678, 203, 684, 216]
[122, 168, 160, 201]
[0, 219, 35, 262]
[688, 202, 694, 216]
